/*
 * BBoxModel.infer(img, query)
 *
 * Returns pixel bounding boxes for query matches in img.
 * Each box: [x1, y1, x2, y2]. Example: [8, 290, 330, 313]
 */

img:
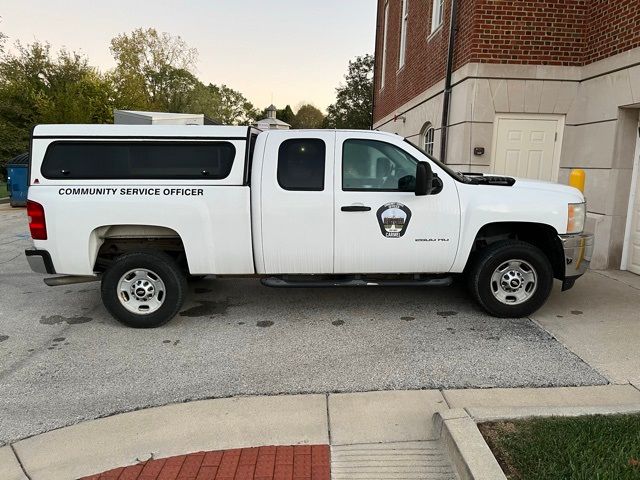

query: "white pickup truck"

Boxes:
[25, 125, 592, 327]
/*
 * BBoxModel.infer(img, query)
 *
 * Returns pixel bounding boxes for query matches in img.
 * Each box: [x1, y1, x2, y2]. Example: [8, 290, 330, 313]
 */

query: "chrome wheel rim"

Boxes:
[490, 259, 537, 306]
[117, 268, 166, 315]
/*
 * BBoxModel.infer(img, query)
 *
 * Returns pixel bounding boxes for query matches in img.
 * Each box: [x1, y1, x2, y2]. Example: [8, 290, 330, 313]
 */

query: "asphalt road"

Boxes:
[0, 204, 606, 445]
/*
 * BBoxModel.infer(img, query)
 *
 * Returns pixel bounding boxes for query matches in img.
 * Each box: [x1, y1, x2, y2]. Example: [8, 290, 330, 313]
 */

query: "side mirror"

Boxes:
[415, 162, 433, 196]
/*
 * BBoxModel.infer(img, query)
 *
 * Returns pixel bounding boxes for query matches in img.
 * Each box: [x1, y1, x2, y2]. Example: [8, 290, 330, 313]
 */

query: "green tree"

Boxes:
[207, 84, 257, 125]
[184, 82, 219, 119]
[324, 54, 373, 130]
[110, 28, 257, 124]
[0, 42, 113, 175]
[186, 83, 258, 125]
[0, 27, 262, 178]
[277, 105, 296, 125]
[36, 50, 114, 124]
[293, 104, 325, 129]
[110, 28, 198, 111]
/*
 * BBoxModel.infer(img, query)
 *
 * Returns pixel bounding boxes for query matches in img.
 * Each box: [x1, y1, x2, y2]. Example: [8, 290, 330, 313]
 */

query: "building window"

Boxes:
[277, 139, 326, 191]
[431, 0, 444, 33]
[399, 0, 409, 69]
[381, 1, 389, 90]
[421, 123, 435, 156]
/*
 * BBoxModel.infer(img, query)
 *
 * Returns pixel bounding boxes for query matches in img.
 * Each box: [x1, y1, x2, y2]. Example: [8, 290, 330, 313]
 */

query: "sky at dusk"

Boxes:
[1, 0, 377, 112]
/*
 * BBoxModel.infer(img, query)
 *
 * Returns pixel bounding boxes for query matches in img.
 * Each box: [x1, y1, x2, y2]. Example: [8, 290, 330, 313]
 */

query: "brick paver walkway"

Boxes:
[80, 445, 330, 480]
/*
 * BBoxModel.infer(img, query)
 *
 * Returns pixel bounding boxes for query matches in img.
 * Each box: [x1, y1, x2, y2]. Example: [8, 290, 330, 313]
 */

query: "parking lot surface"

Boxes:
[0, 204, 605, 444]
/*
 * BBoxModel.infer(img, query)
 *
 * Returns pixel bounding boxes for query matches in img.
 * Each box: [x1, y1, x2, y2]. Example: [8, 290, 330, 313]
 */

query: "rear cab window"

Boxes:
[277, 138, 326, 191]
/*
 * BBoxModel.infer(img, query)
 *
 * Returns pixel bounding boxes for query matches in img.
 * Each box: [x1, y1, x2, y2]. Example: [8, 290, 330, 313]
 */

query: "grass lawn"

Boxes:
[0, 181, 8, 198]
[479, 414, 640, 480]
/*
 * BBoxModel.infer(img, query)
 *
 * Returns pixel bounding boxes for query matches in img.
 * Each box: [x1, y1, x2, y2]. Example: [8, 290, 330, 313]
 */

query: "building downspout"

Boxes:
[371, 2, 382, 130]
[440, 0, 458, 162]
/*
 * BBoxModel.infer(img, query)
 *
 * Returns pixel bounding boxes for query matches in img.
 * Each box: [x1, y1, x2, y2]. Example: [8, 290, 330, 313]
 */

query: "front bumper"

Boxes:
[25, 249, 56, 274]
[559, 233, 594, 291]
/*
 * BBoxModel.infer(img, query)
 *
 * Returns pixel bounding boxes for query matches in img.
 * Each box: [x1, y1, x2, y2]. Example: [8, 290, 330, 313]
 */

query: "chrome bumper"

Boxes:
[559, 233, 594, 290]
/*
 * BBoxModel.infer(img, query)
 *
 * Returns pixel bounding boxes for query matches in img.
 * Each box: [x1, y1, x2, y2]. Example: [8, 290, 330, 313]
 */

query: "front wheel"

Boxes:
[468, 240, 553, 318]
[101, 251, 187, 328]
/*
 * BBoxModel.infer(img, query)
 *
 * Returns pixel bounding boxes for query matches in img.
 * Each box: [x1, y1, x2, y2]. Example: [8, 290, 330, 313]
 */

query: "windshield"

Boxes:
[403, 139, 471, 183]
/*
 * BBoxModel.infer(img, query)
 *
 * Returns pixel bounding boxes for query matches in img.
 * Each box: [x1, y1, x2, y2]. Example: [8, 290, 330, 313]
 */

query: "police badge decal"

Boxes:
[376, 203, 412, 238]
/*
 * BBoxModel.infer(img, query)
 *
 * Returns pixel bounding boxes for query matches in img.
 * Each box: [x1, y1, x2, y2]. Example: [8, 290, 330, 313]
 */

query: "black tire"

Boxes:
[467, 240, 553, 318]
[101, 251, 187, 328]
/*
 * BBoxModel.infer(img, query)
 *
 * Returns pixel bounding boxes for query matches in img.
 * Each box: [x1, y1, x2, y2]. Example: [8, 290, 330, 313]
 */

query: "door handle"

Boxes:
[341, 205, 371, 212]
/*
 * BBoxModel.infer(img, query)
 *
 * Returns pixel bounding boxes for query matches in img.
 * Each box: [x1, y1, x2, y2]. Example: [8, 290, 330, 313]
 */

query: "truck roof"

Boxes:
[32, 124, 398, 139]
[32, 124, 252, 138]
[262, 128, 397, 135]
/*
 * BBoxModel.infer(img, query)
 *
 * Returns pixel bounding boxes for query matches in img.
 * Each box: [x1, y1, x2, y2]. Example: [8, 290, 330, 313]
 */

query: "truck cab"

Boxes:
[252, 129, 460, 275]
[25, 125, 593, 327]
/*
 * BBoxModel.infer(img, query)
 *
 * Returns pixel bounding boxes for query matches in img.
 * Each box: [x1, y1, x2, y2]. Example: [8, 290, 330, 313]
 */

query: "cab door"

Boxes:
[260, 130, 335, 274]
[334, 132, 460, 274]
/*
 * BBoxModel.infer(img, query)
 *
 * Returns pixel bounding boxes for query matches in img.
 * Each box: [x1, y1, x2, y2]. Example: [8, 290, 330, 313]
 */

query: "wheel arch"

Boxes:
[89, 224, 189, 273]
[466, 221, 565, 280]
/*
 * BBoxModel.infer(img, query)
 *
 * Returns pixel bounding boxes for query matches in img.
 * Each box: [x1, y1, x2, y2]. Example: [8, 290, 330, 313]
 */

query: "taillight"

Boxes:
[27, 200, 47, 240]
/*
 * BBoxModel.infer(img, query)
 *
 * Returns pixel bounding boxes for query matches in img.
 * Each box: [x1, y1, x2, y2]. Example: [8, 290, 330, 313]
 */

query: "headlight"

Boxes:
[567, 202, 586, 234]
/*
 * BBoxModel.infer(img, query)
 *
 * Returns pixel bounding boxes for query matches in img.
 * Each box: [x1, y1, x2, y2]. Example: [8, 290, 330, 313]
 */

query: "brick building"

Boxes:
[373, 0, 640, 273]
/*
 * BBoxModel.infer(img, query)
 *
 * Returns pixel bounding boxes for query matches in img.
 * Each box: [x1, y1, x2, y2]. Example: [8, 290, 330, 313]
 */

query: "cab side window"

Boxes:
[277, 138, 326, 191]
[342, 139, 417, 191]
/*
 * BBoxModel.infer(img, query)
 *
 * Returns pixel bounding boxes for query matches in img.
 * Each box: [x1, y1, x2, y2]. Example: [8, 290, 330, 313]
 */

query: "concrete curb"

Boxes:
[442, 384, 640, 409]
[467, 404, 640, 422]
[0, 197, 10, 204]
[434, 400, 640, 480]
[434, 409, 507, 480]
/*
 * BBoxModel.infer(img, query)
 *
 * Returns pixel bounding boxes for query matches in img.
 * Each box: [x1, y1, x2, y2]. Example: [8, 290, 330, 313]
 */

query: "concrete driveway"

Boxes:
[0, 204, 612, 445]
[532, 269, 640, 385]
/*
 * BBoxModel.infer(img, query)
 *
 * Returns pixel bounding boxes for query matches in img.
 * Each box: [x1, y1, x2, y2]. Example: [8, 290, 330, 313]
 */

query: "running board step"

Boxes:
[261, 276, 453, 288]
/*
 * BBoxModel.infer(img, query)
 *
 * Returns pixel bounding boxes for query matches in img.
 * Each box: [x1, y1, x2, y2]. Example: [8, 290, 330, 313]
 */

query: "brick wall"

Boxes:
[374, 0, 476, 121]
[374, 0, 640, 123]
[471, 0, 586, 66]
[584, 0, 640, 63]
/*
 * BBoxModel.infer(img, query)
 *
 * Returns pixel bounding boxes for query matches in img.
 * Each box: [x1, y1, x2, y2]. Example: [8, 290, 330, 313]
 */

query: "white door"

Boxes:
[260, 131, 335, 274]
[333, 132, 460, 274]
[492, 115, 563, 182]
[623, 123, 640, 275]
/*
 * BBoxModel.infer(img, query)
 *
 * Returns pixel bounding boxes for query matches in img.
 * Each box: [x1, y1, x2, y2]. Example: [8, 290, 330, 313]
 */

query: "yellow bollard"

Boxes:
[569, 169, 586, 268]
[569, 169, 585, 193]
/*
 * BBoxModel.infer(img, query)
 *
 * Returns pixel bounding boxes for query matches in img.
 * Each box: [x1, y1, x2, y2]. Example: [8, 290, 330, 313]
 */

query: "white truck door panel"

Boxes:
[334, 133, 460, 274]
[260, 131, 336, 274]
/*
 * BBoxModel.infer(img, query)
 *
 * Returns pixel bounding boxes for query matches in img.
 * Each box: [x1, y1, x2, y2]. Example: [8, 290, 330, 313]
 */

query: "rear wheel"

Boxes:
[468, 240, 553, 318]
[101, 251, 187, 328]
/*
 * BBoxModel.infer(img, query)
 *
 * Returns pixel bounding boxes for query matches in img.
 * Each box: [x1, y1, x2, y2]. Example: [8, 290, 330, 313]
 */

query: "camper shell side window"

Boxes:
[41, 141, 237, 180]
